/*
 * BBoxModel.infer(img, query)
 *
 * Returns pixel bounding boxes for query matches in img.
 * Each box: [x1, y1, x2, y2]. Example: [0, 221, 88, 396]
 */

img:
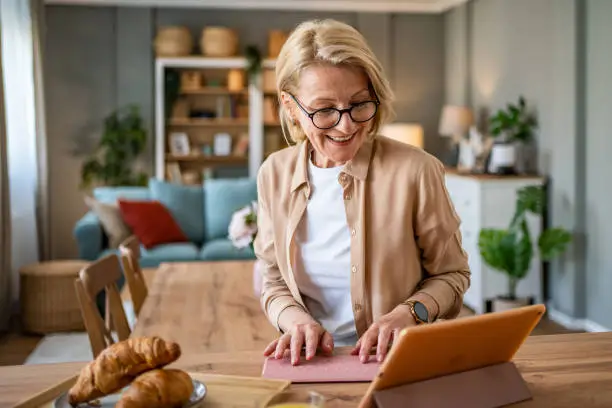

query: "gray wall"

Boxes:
[44, 6, 445, 259]
[45, 6, 118, 260]
[445, 0, 612, 328]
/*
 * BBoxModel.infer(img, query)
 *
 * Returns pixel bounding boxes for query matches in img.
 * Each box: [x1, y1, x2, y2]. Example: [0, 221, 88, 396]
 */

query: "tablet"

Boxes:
[358, 304, 545, 408]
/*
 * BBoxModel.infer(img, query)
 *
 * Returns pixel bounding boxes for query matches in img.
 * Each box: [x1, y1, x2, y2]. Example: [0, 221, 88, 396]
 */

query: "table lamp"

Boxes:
[438, 105, 474, 143]
[380, 123, 424, 148]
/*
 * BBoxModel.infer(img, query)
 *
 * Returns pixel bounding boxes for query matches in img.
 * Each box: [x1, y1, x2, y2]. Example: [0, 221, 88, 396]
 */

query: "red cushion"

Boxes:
[118, 200, 188, 249]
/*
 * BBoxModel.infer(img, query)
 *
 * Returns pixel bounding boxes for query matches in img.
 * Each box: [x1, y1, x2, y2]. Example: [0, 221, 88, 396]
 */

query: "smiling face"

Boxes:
[283, 63, 376, 168]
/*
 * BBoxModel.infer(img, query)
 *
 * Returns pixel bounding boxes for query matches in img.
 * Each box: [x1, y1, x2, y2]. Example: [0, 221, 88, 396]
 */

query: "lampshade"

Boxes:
[438, 105, 474, 138]
[381, 123, 424, 148]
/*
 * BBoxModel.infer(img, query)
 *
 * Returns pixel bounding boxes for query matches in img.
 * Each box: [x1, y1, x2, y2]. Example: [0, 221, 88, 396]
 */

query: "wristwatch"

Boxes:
[401, 300, 430, 324]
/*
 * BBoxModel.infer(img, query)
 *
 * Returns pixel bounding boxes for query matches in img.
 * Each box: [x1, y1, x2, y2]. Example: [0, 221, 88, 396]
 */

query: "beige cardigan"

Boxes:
[253, 136, 471, 336]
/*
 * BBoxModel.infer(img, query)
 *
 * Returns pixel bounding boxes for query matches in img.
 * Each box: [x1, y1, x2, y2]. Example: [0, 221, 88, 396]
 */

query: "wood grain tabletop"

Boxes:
[132, 261, 278, 354]
[3, 332, 612, 407]
[3, 261, 612, 407]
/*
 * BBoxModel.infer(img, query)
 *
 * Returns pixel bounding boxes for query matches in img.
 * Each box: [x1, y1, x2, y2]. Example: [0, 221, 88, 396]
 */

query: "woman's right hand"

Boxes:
[263, 322, 334, 365]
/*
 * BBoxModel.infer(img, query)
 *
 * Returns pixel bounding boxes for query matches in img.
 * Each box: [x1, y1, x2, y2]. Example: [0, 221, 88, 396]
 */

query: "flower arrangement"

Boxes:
[228, 201, 258, 251]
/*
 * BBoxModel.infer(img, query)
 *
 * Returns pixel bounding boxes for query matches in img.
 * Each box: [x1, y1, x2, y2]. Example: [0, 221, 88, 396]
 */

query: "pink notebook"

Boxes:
[261, 354, 381, 383]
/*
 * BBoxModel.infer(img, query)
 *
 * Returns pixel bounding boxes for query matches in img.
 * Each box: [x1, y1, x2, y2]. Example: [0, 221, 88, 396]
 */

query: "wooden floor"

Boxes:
[0, 267, 581, 366]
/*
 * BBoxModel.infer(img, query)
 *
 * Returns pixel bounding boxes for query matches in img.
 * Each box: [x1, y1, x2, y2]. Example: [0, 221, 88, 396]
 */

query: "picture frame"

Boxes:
[166, 163, 182, 183]
[213, 132, 232, 156]
[169, 132, 191, 156]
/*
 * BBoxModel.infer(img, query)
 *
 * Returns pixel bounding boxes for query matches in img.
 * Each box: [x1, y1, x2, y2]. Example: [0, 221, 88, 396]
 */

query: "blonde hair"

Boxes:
[275, 19, 395, 144]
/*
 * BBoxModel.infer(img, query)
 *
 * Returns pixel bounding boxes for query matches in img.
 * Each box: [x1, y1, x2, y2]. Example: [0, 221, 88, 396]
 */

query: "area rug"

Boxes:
[24, 332, 93, 364]
[25, 301, 137, 365]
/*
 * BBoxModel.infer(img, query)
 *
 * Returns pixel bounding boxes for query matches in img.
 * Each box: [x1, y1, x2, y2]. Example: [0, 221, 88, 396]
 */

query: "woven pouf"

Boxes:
[19, 260, 90, 334]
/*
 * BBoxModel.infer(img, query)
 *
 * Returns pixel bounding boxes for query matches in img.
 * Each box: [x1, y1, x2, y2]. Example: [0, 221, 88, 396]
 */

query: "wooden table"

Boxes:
[3, 332, 612, 407]
[133, 261, 278, 354]
[3, 261, 612, 407]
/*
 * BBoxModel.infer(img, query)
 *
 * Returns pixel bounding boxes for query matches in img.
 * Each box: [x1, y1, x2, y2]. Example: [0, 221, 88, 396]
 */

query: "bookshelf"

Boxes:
[154, 56, 281, 184]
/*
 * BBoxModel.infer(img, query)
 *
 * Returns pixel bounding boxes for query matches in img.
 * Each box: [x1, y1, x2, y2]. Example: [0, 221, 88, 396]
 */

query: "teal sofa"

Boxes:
[73, 177, 257, 267]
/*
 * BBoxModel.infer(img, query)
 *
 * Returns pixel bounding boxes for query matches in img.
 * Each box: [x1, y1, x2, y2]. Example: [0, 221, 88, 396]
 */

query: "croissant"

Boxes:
[68, 337, 181, 406]
[116, 369, 194, 408]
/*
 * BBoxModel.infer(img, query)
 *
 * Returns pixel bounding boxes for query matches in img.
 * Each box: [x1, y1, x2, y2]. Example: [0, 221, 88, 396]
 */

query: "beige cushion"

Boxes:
[84, 196, 132, 248]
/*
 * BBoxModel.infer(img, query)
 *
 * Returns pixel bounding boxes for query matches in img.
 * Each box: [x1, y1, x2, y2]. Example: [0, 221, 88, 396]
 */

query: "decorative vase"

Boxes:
[488, 142, 517, 175]
[154, 26, 193, 57]
[262, 69, 276, 93]
[227, 69, 245, 92]
[513, 141, 538, 175]
[253, 259, 265, 297]
[268, 30, 288, 58]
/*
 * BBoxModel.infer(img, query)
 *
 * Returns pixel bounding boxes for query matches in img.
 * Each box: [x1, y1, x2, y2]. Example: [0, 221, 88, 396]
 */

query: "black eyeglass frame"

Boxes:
[288, 93, 380, 130]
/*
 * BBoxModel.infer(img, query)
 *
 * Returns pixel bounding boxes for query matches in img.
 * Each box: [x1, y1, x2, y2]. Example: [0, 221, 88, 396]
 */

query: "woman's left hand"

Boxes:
[350, 305, 416, 363]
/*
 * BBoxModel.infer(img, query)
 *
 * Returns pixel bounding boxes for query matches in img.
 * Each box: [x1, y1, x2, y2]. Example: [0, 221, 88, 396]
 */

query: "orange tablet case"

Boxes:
[358, 304, 546, 408]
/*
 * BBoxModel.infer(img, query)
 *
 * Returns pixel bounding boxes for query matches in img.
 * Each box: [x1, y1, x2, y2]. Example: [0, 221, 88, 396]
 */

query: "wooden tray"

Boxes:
[14, 371, 291, 408]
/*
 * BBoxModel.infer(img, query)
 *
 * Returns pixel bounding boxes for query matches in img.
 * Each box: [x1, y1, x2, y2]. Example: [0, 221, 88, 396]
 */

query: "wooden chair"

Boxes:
[74, 254, 131, 358]
[119, 235, 148, 317]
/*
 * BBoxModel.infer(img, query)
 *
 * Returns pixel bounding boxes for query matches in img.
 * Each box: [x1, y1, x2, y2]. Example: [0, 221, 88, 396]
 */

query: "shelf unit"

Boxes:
[154, 56, 280, 183]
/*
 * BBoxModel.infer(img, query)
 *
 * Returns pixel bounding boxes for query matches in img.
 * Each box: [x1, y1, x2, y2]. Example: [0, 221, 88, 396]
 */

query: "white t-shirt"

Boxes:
[294, 159, 358, 347]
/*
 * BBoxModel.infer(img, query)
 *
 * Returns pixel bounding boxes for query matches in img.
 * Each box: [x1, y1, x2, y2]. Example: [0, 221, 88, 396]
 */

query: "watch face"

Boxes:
[414, 302, 429, 322]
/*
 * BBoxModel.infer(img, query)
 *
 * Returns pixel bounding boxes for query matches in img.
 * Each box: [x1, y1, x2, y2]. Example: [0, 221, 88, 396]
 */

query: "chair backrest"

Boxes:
[74, 254, 131, 358]
[119, 235, 148, 316]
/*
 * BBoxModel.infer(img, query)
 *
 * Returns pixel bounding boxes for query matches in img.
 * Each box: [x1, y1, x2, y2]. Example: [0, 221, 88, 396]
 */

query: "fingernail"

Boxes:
[377, 354, 383, 362]
[360, 354, 366, 363]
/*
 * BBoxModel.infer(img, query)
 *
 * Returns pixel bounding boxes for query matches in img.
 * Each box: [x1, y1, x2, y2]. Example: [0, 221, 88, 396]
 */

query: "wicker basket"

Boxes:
[19, 260, 89, 334]
[200, 27, 238, 57]
[181, 71, 203, 92]
[154, 26, 193, 57]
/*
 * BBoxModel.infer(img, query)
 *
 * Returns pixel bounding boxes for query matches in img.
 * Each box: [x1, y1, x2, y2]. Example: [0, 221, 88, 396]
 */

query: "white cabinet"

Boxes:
[444, 172, 545, 314]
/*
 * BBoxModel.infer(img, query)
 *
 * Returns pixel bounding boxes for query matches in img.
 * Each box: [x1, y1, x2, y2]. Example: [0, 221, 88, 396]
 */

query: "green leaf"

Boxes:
[245, 212, 257, 225]
[498, 231, 517, 276]
[539, 228, 572, 261]
[478, 229, 513, 274]
[513, 218, 533, 281]
[517, 185, 544, 215]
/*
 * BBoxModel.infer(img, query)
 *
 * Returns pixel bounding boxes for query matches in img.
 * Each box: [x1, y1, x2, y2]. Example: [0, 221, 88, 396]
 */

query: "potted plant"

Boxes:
[245, 44, 262, 82]
[478, 185, 572, 311]
[80, 105, 149, 189]
[488, 96, 538, 174]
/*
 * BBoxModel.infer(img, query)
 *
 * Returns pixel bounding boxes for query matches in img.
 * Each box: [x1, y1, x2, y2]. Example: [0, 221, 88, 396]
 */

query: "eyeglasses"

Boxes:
[289, 93, 379, 130]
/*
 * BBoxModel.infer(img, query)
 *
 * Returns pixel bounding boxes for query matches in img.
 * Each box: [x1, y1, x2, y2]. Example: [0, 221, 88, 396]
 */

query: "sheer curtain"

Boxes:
[0, 24, 11, 332]
[0, 0, 47, 312]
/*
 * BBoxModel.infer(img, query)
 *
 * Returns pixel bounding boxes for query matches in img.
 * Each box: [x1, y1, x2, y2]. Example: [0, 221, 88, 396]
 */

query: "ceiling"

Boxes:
[44, 0, 469, 13]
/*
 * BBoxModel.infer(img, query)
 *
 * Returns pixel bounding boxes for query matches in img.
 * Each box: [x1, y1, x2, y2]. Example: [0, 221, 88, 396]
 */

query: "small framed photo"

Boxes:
[169, 132, 190, 156]
[214, 132, 232, 156]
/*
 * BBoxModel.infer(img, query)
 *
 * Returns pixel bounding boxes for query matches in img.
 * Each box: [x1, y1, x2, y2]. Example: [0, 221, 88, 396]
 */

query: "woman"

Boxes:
[254, 19, 470, 366]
